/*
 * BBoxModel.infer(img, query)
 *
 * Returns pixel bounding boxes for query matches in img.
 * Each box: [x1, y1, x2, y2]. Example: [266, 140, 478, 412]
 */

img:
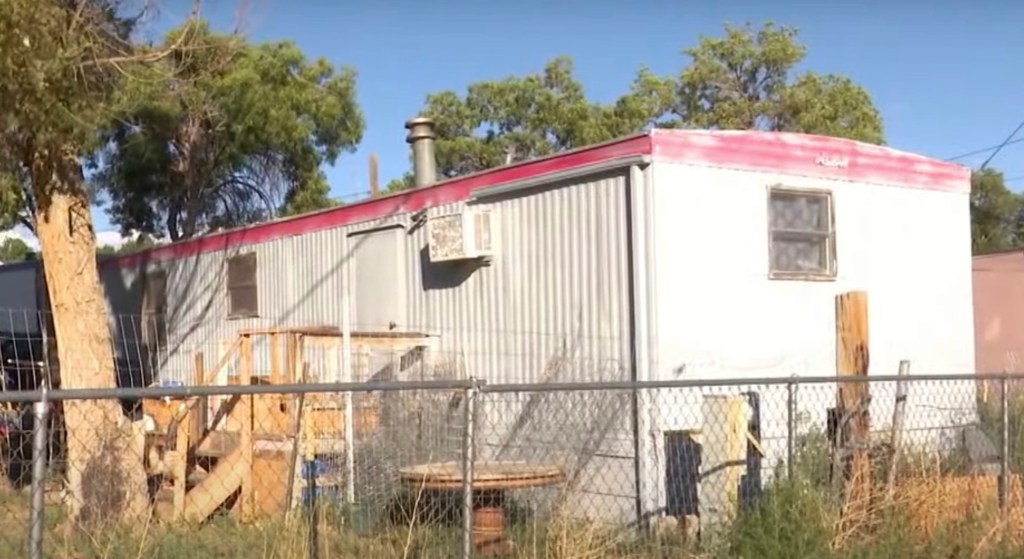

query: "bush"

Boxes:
[721, 481, 832, 559]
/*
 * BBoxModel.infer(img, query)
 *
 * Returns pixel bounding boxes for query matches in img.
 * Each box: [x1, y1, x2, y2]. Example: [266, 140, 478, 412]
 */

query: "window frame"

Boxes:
[766, 186, 837, 281]
[226, 252, 260, 319]
[142, 268, 168, 346]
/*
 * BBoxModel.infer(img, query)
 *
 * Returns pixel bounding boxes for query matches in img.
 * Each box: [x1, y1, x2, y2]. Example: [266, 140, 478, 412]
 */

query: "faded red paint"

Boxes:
[103, 130, 971, 270]
[973, 250, 1024, 374]
[650, 130, 971, 193]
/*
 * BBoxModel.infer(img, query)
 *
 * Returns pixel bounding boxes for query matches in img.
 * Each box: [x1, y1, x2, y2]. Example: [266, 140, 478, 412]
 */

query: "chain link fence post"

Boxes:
[786, 376, 797, 481]
[461, 378, 479, 559]
[1000, 374, 1010, 510]
[29, 385, 49, 559]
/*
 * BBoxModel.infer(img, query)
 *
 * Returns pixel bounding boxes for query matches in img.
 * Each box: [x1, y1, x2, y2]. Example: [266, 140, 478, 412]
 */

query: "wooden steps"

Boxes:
[142, 327, 432, 525]
[183, 443, 247, 523]
[195, 430, 240, 458]
[152, 430, 308, 522]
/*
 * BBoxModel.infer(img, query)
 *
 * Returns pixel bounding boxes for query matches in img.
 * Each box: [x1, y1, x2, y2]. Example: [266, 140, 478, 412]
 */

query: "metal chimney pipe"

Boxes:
[405, 117, 437, 188]
[368, 153, 379, 197]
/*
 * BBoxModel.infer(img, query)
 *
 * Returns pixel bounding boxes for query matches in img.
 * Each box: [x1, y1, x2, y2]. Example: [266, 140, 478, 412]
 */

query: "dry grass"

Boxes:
[808, 440, 1024, 558]
[527, 497, 643, 559]
[0, 486, 461, 559]
[826, 473, 1011, 552]
[1, 458, 1024, 558]
[893, 475, 1024, 557]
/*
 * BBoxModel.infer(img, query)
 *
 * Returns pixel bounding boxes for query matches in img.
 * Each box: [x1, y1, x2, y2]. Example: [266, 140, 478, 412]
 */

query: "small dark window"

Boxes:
[768, 187, 836, 280]
[142, 269, 168, 349]
[227, 252, 258, 319]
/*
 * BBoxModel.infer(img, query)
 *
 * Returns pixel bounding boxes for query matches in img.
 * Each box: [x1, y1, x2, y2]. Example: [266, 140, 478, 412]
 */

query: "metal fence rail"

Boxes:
[0, 373, 1018, 558]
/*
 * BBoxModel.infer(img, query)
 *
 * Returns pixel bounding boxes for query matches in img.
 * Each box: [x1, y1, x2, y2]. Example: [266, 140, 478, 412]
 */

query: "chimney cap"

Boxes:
[405, 117, 436, 143]
[405, 116, 435, 128]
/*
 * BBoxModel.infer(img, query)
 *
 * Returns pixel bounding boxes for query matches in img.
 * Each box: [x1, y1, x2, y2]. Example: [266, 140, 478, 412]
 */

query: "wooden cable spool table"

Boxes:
[398, 461, 566, 555]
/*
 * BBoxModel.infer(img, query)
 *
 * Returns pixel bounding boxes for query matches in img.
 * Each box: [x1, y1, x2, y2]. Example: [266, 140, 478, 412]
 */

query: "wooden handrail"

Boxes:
[165, 336, 243, 427]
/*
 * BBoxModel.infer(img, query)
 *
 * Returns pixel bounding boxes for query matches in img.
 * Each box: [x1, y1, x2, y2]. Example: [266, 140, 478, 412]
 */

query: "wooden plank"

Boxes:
[239, 334, 255, 521]
[296, 335, 306, 383]
[239, 326, 343, 337]
[252, 393, 292, 437]
[183, 444, 248, 524]
[193, 430, 240, 458]
[192, 352, 206, 441]
[237, 326, 436, 339]
[170, 339, 241, 427]
[304, 336, 342, 350]
[835, 291, 871, 506]
[171, 417, 189, 520]
[252, 450, 293, 517]
[194, 352, 205, 385]
[208, 336, 242, 384]
[308, 406, 344, 439]
[270, 333, 281, 385]
[286, 333, 298, 384]
[250, 335, 297, 439]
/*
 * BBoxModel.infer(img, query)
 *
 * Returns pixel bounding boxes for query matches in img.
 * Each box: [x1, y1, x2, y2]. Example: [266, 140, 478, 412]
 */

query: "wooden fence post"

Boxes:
[835, 291, 871, 508]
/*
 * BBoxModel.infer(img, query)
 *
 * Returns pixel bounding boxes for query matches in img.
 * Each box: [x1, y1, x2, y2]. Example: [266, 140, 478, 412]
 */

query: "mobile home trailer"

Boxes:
[0, 121, 977, 523]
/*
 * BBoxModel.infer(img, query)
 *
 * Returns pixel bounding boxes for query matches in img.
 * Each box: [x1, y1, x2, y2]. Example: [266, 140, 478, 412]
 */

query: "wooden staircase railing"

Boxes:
[147, 327, 435, 524]
[149, 334, 252, 522]
[151, 330, 316, 523]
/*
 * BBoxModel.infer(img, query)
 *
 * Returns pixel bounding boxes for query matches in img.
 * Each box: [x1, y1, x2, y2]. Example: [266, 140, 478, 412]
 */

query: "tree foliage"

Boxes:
[90, 22, 365, 240]
[394, 57, 645, 186]
[646, 22, 884, 143]
[970, 168, 1023, 254]
[0, 0, 201, 527]
[385, 174, 415, 193]
[0, 237, 32, 263]
[97, 233, 157, 256]
[396, 22, 884, 186]
[0, 161, 32, 231]
[0, 0, 143, 230]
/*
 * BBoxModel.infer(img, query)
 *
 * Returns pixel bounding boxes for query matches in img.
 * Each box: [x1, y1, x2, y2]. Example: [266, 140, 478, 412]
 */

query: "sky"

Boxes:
[8, 0, 1024, 246]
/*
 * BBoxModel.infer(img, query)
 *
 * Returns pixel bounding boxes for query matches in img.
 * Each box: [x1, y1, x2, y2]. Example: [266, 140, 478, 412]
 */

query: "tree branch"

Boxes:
[77, 0, 203, 70]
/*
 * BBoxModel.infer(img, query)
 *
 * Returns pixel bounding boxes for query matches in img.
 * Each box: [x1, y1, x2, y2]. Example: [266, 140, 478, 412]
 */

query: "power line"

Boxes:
[979, 118, 1024, 170]
[946, 135, 1024, 160]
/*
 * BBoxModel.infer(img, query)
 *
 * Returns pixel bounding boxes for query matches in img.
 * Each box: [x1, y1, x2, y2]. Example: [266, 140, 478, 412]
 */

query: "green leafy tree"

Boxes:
[0, 237, 31, 262]
[90, 22, 364, 240]
[0, 0, 203, 526]
[96, 244, 118, 256]
[398, 57, 643, 184]
[96, 234, 157, 256]
[116, 233, 158, 254]
[631, 22, 884, 144]
[0, 162, 33, 231]
[397, 22, 884, 186]
[970, 168, 1023, 253]
[385, 174, 415, 193]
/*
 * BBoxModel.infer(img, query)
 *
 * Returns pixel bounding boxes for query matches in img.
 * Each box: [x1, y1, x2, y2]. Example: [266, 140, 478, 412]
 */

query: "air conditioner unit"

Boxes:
[427, 209, 494, 263]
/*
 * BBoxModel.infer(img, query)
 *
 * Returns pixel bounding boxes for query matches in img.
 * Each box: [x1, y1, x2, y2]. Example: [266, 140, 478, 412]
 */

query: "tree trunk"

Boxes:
[32, 155, 149, 529]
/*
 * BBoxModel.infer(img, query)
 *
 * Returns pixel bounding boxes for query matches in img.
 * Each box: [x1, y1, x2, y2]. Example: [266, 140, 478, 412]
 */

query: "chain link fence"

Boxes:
[0, 371, 1019, 558]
